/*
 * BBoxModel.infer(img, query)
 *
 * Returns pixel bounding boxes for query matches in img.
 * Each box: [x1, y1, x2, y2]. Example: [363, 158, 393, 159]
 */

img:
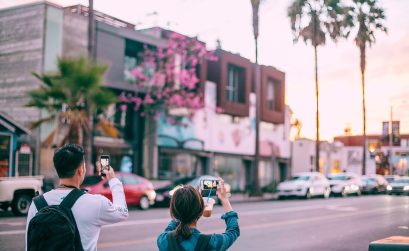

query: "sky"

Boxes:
[2, 0, 409, 141]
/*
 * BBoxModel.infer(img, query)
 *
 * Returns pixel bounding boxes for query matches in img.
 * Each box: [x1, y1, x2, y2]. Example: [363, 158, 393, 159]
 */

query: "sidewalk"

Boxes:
[229, 193, 278, 203]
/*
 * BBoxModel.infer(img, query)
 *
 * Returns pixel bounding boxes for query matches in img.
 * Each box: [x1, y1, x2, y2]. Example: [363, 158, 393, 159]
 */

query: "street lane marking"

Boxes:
[325, 205, 358, 212]
[398, 226, 409, 229]
[0, 230, 25, 235]
[0, 222, 26, 226]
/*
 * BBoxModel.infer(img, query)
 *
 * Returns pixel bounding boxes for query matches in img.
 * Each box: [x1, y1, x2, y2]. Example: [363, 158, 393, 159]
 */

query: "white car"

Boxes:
[327, 173, 362, 197]
[277, 172, 330, 199]
[0, 176, 43, 215]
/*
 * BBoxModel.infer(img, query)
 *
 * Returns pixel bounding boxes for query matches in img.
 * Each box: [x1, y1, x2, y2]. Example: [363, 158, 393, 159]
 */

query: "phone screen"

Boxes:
[201, 180, 219, 190]
[100, 155, 110, 168]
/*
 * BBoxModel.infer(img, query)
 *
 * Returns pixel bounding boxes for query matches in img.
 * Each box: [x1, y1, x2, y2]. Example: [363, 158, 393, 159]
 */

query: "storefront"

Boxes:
[0, 113, 31, 177]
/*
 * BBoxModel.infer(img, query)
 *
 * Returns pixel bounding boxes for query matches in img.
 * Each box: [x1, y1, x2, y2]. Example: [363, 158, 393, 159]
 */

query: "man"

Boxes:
[26, 144, 128, 251]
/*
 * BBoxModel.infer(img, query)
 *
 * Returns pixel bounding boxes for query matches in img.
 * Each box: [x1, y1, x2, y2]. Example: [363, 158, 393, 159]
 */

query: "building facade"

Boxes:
[0, 3, 290, 189]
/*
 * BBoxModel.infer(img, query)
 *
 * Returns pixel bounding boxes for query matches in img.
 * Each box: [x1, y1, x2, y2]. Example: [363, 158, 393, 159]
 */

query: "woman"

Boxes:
[157, 179, 240, 251]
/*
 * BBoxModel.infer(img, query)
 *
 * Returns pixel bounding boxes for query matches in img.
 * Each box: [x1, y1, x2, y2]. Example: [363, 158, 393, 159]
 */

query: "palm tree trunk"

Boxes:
[314, 45, 320, 172]
[250, 0, 261, 196]
[252, 37, 262, 196]
[360, 45, 367, 175]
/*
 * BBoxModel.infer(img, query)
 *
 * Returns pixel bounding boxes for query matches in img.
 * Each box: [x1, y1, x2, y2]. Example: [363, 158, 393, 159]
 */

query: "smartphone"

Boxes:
[200, 179, 219, 197]
[100, 155, 110, 176]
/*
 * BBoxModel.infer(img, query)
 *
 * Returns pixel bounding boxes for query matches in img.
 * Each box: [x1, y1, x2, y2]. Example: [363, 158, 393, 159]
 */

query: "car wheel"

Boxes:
[323, 188, 331, 199]
[341, 188, 348, 198]
[138, 196, 150, 210]
[305, 189, 312, 199]
[11, 194, 32, 216]
[278, 195, 285, 200]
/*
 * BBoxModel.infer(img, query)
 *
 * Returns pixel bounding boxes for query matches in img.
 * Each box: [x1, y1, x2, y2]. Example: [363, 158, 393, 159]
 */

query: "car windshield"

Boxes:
[328, 175, 348, 181]
[289, 175, 310, 181]
[82, 176, 102, 186]
[393, 179, 409, 184]
[386, 177, 396, 183]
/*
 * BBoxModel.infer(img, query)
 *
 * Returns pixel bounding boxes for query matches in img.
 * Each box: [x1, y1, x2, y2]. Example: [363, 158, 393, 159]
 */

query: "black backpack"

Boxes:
[167, 231, 211, 251]
[27, 189, 85, 251]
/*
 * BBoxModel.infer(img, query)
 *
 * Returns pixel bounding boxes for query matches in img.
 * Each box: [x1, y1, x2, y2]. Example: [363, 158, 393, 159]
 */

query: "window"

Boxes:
[226, 64, 245, 103]
[267, 79, 275, 111]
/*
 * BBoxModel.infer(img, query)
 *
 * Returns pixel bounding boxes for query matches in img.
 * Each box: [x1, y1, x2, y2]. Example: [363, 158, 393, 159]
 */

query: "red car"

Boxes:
[81, 172, 156, 210]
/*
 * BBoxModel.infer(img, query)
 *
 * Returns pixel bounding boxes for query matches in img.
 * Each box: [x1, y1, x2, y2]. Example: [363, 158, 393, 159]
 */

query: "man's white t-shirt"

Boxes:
[26, 178, 128, 251]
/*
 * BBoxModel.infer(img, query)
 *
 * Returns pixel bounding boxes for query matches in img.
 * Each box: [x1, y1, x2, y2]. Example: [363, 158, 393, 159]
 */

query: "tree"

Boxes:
[120, 32, 215, 125]
[250, 0, 262, 196]
[27, 57, 117, 171]
[347, 0, 387, 175]
[288, 0, 351, 171]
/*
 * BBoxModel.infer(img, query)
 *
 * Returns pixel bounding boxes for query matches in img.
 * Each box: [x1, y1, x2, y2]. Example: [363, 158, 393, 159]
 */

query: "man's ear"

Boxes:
[78, 163, 85, 176]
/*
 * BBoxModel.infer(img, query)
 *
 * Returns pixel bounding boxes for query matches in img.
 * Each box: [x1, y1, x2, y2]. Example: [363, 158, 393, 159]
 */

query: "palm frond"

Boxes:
[29, 115, 57, 129]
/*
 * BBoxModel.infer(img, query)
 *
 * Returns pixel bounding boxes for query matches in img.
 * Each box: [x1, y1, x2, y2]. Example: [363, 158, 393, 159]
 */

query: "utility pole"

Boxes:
[389, 106, 393, 175]
[86, 0, 96, 175]
[88, 0, 95, 60]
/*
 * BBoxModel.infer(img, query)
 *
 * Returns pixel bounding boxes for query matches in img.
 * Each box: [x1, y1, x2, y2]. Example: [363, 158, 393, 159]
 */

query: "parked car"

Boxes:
[385, 175, 400, 184]
[277, 172, 330, 199]
[0, 176, 43, 215]
[155, 175, 231, 206]
[387, 177, 409, 195]
[81, 172, 156, 210]
[327, 173, 362, 197]
[361, 175, 389, 194]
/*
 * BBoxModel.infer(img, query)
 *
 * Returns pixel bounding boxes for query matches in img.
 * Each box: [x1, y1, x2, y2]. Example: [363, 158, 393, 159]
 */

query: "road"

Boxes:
[1, 195, 408, 251]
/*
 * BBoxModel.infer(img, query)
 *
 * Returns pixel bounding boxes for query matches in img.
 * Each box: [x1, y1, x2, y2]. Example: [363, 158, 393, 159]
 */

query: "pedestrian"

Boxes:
[25, 144, 128, 251]
[157, 179, 240, 251]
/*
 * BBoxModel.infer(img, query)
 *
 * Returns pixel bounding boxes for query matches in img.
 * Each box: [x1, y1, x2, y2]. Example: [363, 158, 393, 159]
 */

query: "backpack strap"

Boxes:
[166, 231, 184, 251]
[194, 234, 212, 251]
[33, 195, 48, 211]
[60, 189, 85, 209]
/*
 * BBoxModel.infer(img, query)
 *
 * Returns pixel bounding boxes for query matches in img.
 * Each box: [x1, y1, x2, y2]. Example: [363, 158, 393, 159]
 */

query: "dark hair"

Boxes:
[170, 185, 204, 239]
[53, 144, 85, 178]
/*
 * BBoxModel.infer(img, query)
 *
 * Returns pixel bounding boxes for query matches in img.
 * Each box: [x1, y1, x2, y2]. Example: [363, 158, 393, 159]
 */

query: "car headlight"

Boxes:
[387, 185, 392, 191]
[404, 186, 409, 191]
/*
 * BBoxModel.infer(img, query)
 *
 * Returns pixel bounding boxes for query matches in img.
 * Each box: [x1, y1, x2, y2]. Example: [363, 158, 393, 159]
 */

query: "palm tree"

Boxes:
[27, 57, 117, 171]
[348, 0, 387, 175]
[250, 0, 262, 196]
[288, 0, 351, 171]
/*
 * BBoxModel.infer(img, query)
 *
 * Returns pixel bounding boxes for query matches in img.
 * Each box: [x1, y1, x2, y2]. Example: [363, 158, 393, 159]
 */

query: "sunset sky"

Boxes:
[2, 0, 409, 141]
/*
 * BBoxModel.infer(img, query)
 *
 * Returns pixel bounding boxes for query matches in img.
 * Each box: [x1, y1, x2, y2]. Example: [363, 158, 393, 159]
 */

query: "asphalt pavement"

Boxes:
[1, 195, 408, 251]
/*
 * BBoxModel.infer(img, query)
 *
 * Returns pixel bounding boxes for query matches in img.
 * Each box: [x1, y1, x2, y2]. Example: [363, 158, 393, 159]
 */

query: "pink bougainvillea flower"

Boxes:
[144, 94, 154, 105]
[119, 104, 127, 112]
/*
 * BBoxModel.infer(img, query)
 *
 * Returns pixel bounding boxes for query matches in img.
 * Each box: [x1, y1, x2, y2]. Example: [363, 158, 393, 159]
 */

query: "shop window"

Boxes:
[124, 39, 144, 84]
[0, 135, 11, 177]
[226, 64, 245, 104]
[267, 79, 275, 111]
[214, 156, 245, 191]
[158, 153, 200, 180]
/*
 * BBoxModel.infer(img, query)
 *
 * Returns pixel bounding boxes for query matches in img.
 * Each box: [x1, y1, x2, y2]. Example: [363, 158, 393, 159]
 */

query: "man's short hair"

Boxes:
[53, 144, 85, 178]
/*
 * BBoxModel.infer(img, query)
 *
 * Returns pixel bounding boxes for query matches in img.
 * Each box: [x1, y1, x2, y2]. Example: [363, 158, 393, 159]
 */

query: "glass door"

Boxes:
[0, 134, 11, 177]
